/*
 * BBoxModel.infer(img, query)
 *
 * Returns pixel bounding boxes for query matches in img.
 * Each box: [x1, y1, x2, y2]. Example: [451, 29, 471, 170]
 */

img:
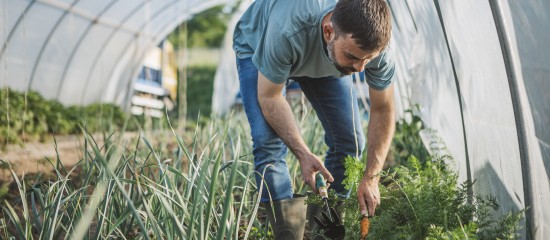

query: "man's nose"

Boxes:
[353, 61, 366, 72]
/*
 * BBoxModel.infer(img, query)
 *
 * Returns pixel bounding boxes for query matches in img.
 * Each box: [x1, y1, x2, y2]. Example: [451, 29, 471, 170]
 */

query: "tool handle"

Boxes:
[315, 172, 328, 199]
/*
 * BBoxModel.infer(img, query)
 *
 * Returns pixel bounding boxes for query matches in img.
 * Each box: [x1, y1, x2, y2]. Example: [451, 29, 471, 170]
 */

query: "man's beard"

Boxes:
[327, 40, 355, 75]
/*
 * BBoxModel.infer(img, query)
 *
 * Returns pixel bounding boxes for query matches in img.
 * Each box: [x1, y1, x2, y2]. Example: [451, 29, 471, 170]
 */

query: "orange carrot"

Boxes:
[360, 216, 370, 239]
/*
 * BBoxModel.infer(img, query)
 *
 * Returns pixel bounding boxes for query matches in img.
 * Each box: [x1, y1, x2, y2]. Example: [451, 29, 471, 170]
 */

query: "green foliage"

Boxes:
[0, 88, 139, 147]
[186, 65, 216, 119]
[332, 106, 523, 239]
[1, 88, 46, 143]
[0, 182, 9, 202]
[425, 222, 478, 240]
[473, 199, 525, 240]
[0, 65, 219, 144]
[0, 100, 525, 239]
[342, 155, 364, 191]
[338, 155, 523, 240]
[390, 106, 431, 168]
[168, 6, 231, 49]
[367, 157, 472, 239]
[0, 112, 258, 239]
[245, 225, 273, 239]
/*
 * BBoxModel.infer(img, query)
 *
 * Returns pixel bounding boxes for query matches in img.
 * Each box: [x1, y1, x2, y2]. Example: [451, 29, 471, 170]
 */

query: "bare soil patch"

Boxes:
[0, 135, 84, 182]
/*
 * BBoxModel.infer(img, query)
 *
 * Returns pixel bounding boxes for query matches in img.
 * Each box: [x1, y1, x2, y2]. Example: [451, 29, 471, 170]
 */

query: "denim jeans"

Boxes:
[236, 57, 365, 202]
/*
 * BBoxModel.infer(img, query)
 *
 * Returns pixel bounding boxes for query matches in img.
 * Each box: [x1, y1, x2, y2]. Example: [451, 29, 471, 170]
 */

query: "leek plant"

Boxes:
[0, 101, 327, 239]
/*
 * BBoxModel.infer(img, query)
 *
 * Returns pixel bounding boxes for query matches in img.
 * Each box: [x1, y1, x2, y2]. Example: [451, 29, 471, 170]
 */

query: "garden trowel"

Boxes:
[314, 172, 345, 240]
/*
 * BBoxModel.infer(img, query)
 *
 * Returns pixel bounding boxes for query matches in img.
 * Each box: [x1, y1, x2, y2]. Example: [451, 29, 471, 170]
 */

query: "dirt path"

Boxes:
[0, 135, 86, 182]
[0, 131, 180, 183]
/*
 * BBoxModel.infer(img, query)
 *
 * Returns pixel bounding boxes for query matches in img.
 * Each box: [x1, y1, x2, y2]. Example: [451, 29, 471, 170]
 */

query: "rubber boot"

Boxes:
[305, 194, 346, 240]
[262, 194, 307, 240]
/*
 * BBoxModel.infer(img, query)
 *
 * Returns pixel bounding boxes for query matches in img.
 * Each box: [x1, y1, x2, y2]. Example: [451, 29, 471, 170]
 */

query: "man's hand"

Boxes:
[297, 152, 334, 192]
[357, 176, 380, 217]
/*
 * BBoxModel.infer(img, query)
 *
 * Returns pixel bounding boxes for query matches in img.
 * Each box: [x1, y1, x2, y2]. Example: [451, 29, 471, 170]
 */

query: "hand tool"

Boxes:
[314, 172, 345, 240]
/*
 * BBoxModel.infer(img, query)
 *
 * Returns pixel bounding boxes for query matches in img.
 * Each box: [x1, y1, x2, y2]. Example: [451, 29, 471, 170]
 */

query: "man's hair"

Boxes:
[331, 0, 392, 52]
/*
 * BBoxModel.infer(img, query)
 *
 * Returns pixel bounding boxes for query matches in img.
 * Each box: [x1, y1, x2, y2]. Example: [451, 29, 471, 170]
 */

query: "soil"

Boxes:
[0, 135, 84, 182]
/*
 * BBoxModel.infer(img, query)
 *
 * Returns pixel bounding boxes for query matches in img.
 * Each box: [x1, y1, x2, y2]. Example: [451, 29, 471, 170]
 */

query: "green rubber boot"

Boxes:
[262, 194, 307, 240]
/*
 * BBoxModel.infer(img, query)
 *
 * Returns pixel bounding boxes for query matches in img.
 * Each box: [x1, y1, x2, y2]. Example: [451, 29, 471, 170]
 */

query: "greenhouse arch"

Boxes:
[1, 0, 231, 106]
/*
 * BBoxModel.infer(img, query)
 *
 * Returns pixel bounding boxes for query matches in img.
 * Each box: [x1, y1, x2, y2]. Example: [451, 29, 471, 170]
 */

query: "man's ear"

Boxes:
[323, 22, 334, 42]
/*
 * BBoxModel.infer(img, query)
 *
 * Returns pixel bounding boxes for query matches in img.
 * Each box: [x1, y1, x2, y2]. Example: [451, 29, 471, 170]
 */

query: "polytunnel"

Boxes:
[2, 0, 549, 239]
[0, 0, 232, 107]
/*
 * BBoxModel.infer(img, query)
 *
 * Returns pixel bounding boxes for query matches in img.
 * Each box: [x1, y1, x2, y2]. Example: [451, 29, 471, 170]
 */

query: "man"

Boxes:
[233, 0, 395, 239]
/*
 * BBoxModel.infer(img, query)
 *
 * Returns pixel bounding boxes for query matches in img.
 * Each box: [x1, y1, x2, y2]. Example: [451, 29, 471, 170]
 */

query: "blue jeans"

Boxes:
[236, 57, 365, 202]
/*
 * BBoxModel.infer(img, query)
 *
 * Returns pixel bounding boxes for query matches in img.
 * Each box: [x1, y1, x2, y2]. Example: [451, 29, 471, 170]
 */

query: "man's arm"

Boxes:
[357, 84, 395, 217]
[257, 72, 334, 190]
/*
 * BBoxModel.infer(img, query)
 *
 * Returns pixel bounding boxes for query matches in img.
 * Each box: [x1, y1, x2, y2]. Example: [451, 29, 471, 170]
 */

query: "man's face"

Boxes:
[327, 34, 381, 75]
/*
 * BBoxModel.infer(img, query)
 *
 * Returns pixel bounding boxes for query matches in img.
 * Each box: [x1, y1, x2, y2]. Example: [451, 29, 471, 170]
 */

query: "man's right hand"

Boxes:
[298, 152, 334, 192]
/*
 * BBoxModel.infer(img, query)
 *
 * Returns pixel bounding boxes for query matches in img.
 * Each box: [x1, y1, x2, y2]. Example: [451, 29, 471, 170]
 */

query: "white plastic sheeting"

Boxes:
[388, 0, 549, 239]
[1, 0, 232, 106]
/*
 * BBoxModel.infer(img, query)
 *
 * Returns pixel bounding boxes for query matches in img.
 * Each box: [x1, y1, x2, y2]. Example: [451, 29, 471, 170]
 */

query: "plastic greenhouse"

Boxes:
[1, 0, 549, 239]
[1, 0, 229, 106]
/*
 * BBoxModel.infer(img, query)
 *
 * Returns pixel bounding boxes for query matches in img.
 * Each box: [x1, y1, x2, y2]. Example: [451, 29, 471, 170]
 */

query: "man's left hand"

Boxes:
[357, 176, 380, 217]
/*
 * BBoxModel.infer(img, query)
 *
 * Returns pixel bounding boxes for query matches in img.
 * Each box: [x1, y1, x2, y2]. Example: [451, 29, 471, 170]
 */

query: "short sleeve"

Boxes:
[251, 26, 293, 84]
[364, 47, 396, 90]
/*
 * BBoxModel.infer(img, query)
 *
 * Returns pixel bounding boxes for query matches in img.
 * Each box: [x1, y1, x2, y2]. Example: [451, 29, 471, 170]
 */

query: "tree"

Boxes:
[168, 5, 231, 49]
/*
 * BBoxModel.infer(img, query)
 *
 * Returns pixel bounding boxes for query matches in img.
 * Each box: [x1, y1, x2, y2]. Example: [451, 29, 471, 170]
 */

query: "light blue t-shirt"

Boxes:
[233, 0, 395, 90]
